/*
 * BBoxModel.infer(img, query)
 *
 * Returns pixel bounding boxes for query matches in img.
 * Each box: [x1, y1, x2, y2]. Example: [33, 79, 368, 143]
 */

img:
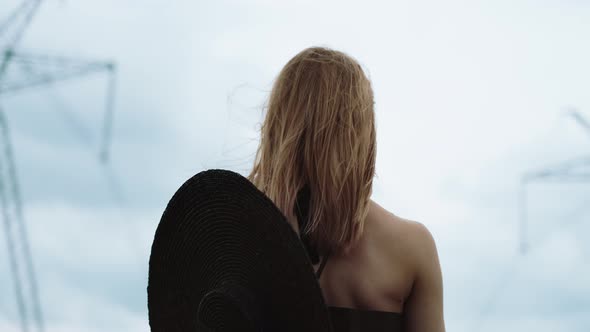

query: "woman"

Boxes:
[248, 47, 445, 331]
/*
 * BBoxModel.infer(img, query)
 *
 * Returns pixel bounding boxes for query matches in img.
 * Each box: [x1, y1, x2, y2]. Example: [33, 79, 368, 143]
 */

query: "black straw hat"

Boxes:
[147, 169, 333, 331]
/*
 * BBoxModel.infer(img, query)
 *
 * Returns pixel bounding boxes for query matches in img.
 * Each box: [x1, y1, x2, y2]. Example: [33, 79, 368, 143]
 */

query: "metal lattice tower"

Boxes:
[0, 2, 117, 331]
[519, 108, 590, 254]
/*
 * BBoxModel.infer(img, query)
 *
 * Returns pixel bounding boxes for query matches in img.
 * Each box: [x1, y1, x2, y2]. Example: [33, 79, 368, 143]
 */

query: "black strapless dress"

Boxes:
[328, 306, 403, 332]
[315, 255, 403, 332]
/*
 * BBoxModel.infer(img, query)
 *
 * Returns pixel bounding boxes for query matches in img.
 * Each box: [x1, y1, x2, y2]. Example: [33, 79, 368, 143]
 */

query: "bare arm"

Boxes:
[403, 222, 445, 332]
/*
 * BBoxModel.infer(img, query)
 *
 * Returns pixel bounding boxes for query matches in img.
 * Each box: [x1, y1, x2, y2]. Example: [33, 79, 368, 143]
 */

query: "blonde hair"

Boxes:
[249, 47, 376, 254]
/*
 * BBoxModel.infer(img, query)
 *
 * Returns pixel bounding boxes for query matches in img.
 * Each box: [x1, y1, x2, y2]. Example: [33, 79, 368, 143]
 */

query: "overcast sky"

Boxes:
[1, 0, 589, 331]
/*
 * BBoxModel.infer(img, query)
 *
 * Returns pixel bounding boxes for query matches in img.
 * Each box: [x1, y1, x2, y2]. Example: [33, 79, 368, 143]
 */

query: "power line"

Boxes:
[8, 51, 117, 160]
[0, 1, 32, 35]
[5, 1, 41, 48]
[100, 63, 116, 163]
[566, 107, 590, 139]
[23, 70, 145, 275]
[1, 51, 114, 95]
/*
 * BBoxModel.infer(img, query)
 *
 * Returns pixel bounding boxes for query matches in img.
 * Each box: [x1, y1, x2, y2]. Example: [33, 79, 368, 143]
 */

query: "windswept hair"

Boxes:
[249, 47, 376, 255]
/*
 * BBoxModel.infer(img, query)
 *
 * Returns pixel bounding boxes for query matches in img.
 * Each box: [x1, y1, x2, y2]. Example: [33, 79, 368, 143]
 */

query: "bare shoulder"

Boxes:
[368, 201, 436, 248]
[367, 200, 440, 272]
[397, 216, 438, 260]
[366, 201, 445, 329]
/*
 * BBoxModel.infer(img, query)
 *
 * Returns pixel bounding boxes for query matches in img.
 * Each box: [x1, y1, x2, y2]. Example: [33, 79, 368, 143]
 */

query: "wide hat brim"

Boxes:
[147, 169, 333, 331]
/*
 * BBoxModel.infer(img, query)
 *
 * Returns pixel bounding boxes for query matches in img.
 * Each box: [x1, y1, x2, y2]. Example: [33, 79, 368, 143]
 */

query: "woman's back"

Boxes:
[313, 200, 445, 332]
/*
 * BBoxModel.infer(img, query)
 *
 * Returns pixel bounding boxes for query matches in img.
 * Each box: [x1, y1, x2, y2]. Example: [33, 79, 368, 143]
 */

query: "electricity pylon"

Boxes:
[519, 108, 590, 254]
[0, 2, 117, 332]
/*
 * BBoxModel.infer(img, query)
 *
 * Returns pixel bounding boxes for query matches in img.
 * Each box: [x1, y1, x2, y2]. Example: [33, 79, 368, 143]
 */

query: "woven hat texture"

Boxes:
[147, 169, 333, 331]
